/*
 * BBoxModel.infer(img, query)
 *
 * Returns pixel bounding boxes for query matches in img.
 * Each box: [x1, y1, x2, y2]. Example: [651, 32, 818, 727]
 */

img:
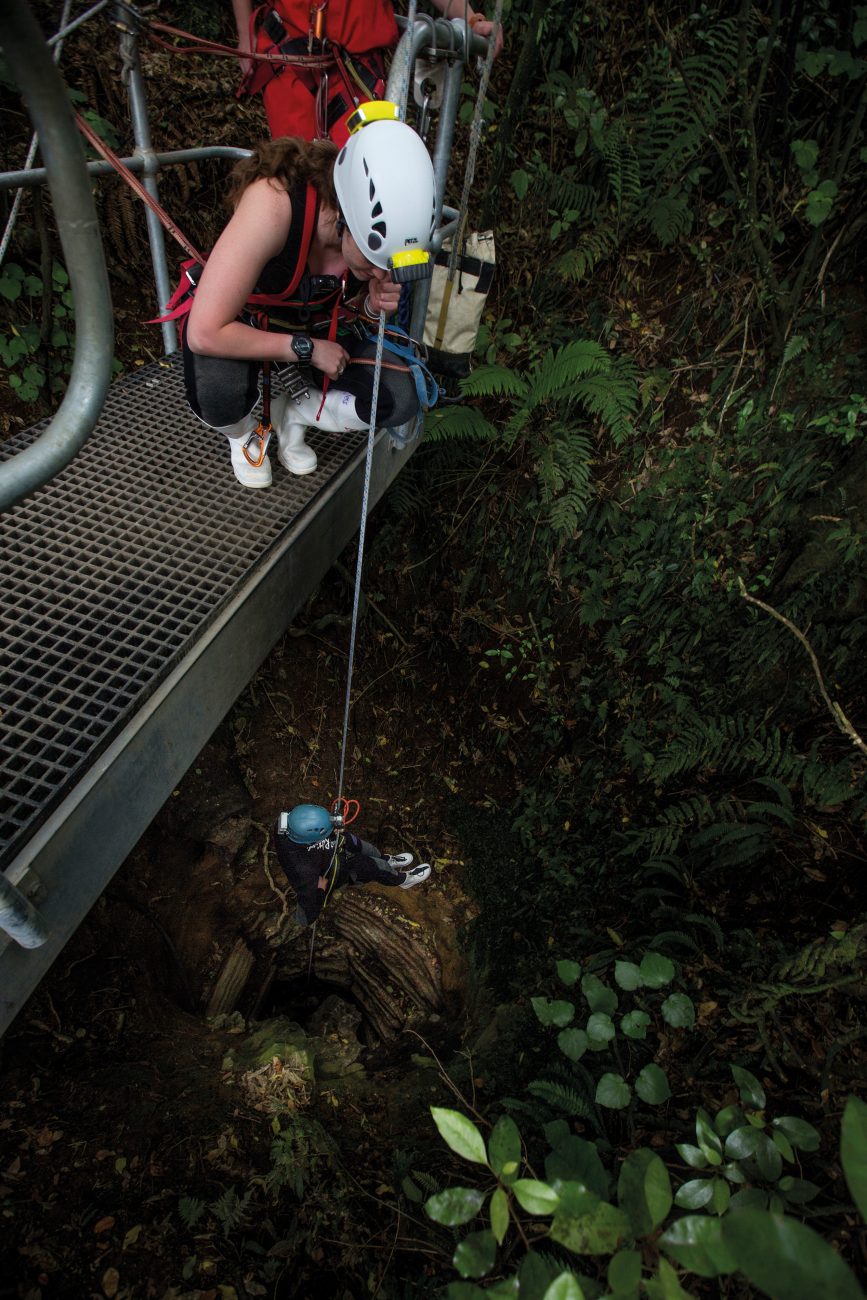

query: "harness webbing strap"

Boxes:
[74, 110, 206, 266]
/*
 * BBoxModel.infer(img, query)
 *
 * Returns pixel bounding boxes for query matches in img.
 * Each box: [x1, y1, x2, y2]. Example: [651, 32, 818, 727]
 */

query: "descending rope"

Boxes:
[335, 309, 388, 807]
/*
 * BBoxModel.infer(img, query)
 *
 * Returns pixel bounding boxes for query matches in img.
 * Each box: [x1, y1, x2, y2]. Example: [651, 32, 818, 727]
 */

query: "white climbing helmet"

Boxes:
[334, 107, 437, 276]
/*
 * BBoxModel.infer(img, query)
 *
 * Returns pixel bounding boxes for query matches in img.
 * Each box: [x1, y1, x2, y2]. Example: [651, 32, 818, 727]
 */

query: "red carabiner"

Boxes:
[332, 796, 360, 826]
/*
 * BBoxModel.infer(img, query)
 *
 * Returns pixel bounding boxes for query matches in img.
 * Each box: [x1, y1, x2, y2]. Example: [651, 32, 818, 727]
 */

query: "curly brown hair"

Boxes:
[226, 137, 339, 211]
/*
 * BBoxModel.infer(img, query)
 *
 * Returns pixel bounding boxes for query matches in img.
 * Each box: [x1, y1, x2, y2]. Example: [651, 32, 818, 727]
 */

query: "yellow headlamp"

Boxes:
[345, 100, 400, 135]
[389, 249, 433, 283]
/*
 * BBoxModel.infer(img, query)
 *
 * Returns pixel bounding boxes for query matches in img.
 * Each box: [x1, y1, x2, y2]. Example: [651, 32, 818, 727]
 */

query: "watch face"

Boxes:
[292, 334, 314, 362]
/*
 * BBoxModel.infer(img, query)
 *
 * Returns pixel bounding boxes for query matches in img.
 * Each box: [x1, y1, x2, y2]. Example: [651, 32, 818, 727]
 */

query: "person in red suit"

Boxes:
[231, 0, 503, 144]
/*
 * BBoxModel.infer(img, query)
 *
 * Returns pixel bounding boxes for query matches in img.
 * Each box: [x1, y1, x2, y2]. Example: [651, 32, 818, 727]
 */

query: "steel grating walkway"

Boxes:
[0, 355, 412, 1034]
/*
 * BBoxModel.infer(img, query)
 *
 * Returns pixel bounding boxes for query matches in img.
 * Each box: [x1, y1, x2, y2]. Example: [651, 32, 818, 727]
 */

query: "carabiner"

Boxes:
[243, 422, 271, 468]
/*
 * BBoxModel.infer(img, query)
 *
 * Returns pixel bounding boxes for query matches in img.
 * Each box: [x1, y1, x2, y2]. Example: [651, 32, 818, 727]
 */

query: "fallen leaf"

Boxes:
[101, 1265, 120, 1298]
[94, 1216, 115, 1235]
[122, 1224, 142, 1249]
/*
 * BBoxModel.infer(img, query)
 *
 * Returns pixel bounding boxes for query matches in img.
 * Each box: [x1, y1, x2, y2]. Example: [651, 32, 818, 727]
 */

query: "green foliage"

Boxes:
[0, 260, 74, 403]
[423, 1093, 863, 1297]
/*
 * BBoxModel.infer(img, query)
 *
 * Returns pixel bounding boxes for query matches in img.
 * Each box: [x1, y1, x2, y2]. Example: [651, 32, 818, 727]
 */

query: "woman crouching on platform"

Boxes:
[184, 108, 436, 487]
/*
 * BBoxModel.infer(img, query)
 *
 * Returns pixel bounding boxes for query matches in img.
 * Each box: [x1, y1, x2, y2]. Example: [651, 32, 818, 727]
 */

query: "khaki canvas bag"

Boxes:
[423, 230, 495, 378]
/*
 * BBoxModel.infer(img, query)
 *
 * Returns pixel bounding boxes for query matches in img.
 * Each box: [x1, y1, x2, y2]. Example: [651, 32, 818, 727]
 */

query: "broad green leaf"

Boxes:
[791, 138, 819, 172]
[453, 1229, 498, 1279]
[490, 1186, 510, 1244]
[614, 961, 642, 990]
[695, 1109, 723, 1165]
[544, 1119, 571, 1146]
[550, 1201, 631, 1256]
[587, 1012, 616, 1047]
[519, 1252, 568, 1296]
[431, 1108, 489, 1165]
[805, 180, 838, 226]
[484, 1277, 520, 1298]
[542, 1274, 587, 1300]
[771, 1129, 795, 1163]
[662, 993, 695, 1029]
[445, 1284, 486, 1299]
[676, 1144, 708, 1170]
[731, 1065, 765, 1110]
[643, 1256, 695, 1300]
[722, 1210, 863, 1300]
[545, 1136, 611, 1199]
[621, 1010, 651, 1040]
[608, 1249, 641, 1291]
[618, 1148, 672, 1235]
[531, 997, 575, 1028]
[558, 1028, 589, 1062]
[549, 1180, 599, 1216]
[512, 1179, 560, 1215]
[777, 1176, 820, 1204]
[674, 1179, 713, 1210]
[581, 974, 618, 1014]
[724, 1128, 781, 1181]
[635, 1064, 671, 1105]
[426, 1187, 486, 1226]
[659, 1215, 737, 1278]
[511, 169, 529, 201]
[556, 959, 582, 987]
[710, 1178, 730, 1216]
[729, 1188, 768, 1212]
[488, 1115, 522, 1182]
[714, 1104, 745, 1137]
[842, 1096, 867, 1220]
[772, 1115, 820, 1153]
[638, 952, 675, 988]
[596, 1073, 632, 1110]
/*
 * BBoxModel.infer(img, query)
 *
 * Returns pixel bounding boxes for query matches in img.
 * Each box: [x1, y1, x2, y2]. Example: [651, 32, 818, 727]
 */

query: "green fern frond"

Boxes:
[646, 929, 702, 954]
[684, 913, 725, 952]
[459, 363, 528, 399]
[547, 173, 598, 220]
[526, 341, 610, 409]
[528, 1079, 594, 1119]
[501, 1095, 553, 1129]
[423, 404, 497, 443]
[572, 360, 639, 445]
[553, 222, 620, 283]
[646, 191, 693, 245]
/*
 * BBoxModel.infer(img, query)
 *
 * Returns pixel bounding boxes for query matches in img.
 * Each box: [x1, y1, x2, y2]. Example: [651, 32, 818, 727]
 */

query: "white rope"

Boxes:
[395, 0, 418, 121]
[335, 309, 387, 806]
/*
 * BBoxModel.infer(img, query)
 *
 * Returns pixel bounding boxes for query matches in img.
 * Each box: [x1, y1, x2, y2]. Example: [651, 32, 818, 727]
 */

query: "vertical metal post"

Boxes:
[114, 4, 177, 354]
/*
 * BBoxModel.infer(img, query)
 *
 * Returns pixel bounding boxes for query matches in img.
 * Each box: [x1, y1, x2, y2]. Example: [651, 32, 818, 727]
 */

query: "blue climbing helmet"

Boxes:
[284, 804, 334, 844]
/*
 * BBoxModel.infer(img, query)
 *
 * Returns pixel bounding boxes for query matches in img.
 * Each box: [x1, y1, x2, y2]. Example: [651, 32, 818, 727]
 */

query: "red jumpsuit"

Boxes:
[248, 0, 399, 142]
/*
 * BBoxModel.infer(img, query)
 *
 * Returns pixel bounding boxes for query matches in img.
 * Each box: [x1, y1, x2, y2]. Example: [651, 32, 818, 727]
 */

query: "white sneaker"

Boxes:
[387, 853, 414, 870]
[228, 434, 272, 488]
[399, 864, 431, 889]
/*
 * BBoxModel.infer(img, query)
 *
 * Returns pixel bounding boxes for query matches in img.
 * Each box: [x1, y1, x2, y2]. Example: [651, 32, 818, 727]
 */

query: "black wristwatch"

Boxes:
[291, 333, 314, 363]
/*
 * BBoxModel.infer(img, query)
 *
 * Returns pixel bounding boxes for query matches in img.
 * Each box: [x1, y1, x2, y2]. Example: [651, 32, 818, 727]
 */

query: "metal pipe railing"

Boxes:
[0, 0, 114, 513]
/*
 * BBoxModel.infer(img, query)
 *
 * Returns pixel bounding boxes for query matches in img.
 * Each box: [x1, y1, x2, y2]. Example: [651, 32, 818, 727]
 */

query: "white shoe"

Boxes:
[228, 432, 272, 488]
[273, 388, 369, 478]
[387, 853, 414, 870]
[212, 413, 271, 488]
[399, 864, 431, 889]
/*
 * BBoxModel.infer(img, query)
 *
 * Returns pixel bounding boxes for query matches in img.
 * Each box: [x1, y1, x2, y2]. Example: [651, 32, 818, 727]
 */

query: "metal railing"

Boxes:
[0, 1, 485, 512]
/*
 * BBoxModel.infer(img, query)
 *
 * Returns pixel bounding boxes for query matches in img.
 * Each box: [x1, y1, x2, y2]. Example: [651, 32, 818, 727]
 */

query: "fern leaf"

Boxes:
[423, 405, 497, 443]
[528, 1079, 594, 1119]
[459, 363, 528, 399]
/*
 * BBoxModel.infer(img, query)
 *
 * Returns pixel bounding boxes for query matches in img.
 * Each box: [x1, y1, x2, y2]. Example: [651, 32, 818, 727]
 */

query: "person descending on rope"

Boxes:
[183, 106, 437, 487]
[273, 803, 431, 926]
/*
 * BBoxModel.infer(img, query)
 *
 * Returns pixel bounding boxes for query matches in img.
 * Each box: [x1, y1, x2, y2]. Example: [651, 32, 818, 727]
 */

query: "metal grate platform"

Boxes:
[0, 357, 364, 872]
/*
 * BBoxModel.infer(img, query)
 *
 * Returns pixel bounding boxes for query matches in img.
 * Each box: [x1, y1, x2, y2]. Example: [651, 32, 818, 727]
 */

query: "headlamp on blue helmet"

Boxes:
[282, 804, 334, 845]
